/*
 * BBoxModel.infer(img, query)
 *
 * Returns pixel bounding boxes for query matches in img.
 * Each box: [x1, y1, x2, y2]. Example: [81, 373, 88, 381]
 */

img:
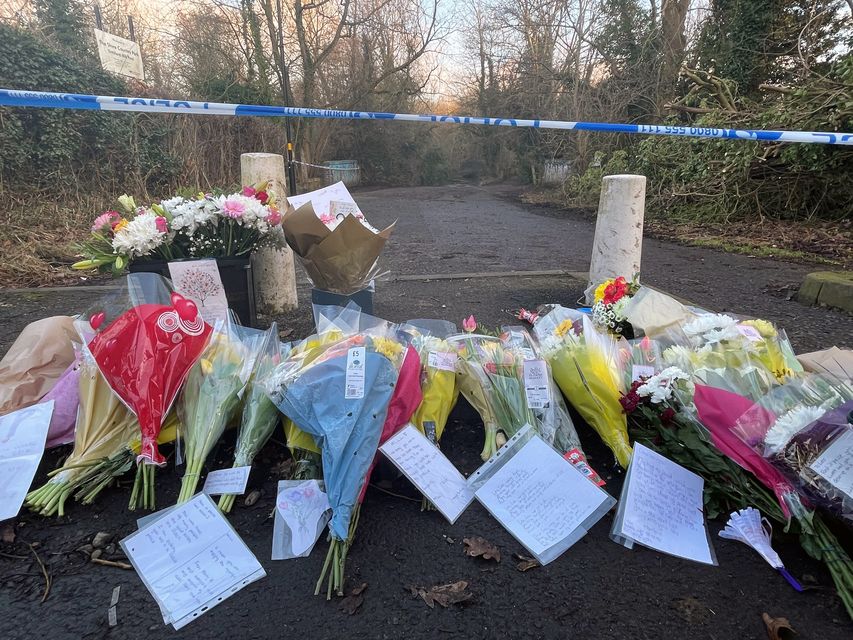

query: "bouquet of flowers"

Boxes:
[535, 309, 633, 468]
[624, 373, 853, 618]
[404, 322, 458, 437]
[88, 276, 212, 510]
[661, 313, 803, 398]
[588, 276, 640, 336]
[26, 352, 138, 516]
[176, 320, 263, 504]
[733, 375, 853, 524]
[73, 184, 283, 273]
[264, 328, 406, 597]
[500, 325, 585, 456]
[219, 326, 286, 513]
[447, 317, 536, 460]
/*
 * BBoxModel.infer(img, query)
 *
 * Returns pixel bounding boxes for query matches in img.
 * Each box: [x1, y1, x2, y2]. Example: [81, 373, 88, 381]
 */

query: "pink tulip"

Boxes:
[241, 186, 257, 197]
[463, 315, 477, 333]
[154, 216, 168, 233]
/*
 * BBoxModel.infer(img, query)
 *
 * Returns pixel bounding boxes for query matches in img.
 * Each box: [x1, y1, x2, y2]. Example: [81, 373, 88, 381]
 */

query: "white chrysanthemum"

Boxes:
[159, 196, 186, 212]
[612, 296, 629, 319]
[111, 211, 166, 258]
[683, 313, 740, 344]
[663, 345, 695, 371]
[167, 199, 217, 235]
[636, 366, 689, 404]
[764, 405, 825, 455]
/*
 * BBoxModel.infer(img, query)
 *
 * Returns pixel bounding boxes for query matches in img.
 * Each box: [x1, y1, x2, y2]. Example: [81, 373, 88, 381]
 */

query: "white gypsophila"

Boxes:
[763, 405, 826, 455]
[683, 313, 741, 344]
[111, 211, 166, 258]
[636, 366, 690, 404]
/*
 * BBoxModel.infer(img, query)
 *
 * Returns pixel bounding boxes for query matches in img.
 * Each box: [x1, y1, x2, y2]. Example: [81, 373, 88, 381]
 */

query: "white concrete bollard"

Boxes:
[588, 174, 646, 298]
[240, 152, 298, 314]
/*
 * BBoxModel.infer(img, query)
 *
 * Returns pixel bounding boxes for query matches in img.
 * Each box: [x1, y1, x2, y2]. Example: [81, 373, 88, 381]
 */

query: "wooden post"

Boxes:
[588, 174, 646, 298]
[241, 153, 298, 314]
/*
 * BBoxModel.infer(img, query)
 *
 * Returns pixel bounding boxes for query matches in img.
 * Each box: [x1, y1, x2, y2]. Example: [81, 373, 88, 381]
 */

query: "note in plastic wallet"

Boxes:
[469, 425, 616, 565]
[610, 442, 717, 565]
[120, 494, 266, 630]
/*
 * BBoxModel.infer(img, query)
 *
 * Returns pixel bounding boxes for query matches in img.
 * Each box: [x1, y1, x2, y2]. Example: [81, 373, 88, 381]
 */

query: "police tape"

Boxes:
[1, 88, 851, 146]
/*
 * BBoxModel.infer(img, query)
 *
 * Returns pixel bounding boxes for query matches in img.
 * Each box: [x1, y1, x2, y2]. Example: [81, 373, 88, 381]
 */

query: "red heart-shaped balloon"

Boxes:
[90, 312, 106, 330]
[172, 295, 199, 323]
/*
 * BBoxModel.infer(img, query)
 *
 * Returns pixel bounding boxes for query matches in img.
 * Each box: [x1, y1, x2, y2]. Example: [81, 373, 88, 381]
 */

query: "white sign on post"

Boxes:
[380, 424, 475, 523]
[610, 442, 716, 565]
[94, 29, 144, 81]
[168, 259, 229, 326]
[120, 494, 265, 630]
[0, 401, 54, 521]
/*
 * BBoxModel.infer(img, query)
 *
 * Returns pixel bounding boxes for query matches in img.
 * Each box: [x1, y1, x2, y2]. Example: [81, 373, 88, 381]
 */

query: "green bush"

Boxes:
[0, 23, 181, 192]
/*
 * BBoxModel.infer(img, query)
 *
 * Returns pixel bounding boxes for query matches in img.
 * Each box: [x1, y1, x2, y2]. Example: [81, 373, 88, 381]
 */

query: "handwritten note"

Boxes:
[0, 401, 53, 521]
[287, 181, 365, 224]
[809, 430, 853, 500]
[380, 425, 474, 523]
[120, 494, 265, 630]
[202, 466, 251, 496]
[615, 443, 715, 564]
[168, 259, 228, 325]
[473, 435, 614, 564]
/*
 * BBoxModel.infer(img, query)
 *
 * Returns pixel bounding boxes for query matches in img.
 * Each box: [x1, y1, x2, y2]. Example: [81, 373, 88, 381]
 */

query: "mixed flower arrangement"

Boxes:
[73, 184, 283, 273]
[590, 275, 640, 336]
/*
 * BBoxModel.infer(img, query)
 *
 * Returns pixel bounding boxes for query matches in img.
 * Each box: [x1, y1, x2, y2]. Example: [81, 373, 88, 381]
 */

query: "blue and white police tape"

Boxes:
[1, 88, 851, 146]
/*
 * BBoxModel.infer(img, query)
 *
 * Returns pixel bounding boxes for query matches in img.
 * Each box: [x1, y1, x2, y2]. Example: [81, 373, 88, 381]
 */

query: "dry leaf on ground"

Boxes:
[1, 524, 16, 544]
[513, 553, 539, 572]
[762, 613, 796, 640]
[340, 583, 368, 615]
[408, 581, 473, 609]
[463, 536, 500, 562]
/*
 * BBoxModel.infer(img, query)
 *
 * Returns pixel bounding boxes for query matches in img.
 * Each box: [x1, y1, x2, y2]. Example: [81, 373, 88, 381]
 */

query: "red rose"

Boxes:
[602, 277, 629, 305]
[255, 190, 270, 204]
